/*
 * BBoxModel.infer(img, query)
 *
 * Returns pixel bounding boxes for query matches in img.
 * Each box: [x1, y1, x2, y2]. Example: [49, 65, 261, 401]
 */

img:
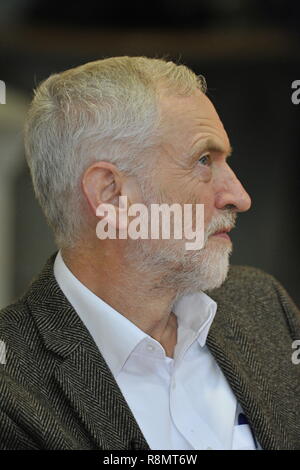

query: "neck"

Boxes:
[61, 242, 179, 356]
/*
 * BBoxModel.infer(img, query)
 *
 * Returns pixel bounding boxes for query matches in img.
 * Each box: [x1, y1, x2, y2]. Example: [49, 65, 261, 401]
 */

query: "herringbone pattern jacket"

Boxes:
[0, 251, 299, 449]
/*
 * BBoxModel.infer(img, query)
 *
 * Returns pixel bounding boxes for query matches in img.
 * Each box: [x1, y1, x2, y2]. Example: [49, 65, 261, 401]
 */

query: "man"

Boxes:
[0, 56, 299, 450]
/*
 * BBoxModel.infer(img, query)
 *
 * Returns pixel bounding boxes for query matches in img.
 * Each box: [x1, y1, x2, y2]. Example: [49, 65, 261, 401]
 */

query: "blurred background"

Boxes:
[0, 0, 299, 308]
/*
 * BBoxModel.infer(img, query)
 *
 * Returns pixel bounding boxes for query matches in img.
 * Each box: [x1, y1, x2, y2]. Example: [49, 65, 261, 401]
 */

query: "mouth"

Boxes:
[211, 227, 232, 241]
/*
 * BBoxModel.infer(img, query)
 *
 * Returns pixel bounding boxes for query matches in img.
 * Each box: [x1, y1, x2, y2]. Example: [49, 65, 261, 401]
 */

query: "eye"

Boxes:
[198, 153, 211, 166]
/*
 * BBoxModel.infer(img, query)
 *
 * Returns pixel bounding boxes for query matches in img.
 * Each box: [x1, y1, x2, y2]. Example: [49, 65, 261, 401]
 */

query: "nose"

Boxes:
[215, 164, 252, 213]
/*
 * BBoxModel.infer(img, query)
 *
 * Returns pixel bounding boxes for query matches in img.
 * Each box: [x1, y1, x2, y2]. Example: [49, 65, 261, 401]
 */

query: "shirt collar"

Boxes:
[54, 250, 217, 377]
[172, 289, 217, 348]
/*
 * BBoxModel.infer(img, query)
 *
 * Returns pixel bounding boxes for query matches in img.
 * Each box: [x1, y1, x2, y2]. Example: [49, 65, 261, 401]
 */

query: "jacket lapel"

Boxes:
[206, 297, 292, 450]
[26, 252, 150, 450]
[52, 329, 150, 450]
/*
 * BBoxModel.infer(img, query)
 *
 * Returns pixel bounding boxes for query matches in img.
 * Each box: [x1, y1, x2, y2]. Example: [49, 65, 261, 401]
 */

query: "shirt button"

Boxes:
[146, 344, 155, 352]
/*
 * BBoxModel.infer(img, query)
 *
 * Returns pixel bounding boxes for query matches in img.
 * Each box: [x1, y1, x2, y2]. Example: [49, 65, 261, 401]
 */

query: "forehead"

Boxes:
[158, 88, 230, 154]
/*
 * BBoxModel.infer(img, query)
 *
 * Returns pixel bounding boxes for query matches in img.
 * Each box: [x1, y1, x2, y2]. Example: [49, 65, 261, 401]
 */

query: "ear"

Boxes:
[81, 161, 138, 231]
[82, 161, 120, 209]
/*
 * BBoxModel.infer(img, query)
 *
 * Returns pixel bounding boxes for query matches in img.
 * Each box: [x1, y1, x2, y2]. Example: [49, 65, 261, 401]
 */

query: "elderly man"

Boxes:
[0, 56, 299, 451]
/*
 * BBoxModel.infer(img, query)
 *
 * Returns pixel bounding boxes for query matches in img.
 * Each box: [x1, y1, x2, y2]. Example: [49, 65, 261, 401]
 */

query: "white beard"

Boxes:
[124, 179, 236, 296]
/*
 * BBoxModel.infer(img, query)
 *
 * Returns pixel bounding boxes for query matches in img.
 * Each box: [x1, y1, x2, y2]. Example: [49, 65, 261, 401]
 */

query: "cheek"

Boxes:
[183, 184, 214, 232]
[185, 166, 213, 200]
[195, 189, 215, 227]
[193, 162, 212, 182]
[204, 207, 214, 230]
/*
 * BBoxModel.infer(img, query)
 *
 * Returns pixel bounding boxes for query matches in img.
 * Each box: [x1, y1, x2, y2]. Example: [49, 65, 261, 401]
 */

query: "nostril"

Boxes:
[223, 204, 237, 211]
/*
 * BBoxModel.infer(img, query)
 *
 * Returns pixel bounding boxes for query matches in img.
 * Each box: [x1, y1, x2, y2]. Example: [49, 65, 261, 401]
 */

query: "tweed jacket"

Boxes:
[0, 251, 299, 450]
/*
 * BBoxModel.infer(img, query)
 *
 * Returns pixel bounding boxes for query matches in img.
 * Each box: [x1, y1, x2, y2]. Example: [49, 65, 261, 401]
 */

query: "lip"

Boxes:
[211, 228, 232, 240]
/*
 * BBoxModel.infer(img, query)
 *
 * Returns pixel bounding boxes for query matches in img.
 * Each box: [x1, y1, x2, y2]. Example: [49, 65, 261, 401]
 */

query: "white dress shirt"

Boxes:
[54, 250, 260, 450]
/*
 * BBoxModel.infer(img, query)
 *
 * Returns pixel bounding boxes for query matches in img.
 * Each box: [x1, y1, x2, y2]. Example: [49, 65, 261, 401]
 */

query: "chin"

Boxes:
[176, 238, 232, 295]
[204, 262, 230, 292]
[126, 234, 232, 295]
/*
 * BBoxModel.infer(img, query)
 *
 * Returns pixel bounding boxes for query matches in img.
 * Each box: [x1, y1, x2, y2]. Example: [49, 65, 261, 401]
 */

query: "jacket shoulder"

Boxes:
[210, 264, 300, 339]
[217, 264, 294, 301]
[227, 264, 278, 287]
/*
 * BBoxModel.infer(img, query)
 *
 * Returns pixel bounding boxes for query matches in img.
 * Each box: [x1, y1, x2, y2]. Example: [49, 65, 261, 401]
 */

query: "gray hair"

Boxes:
[24, 56, 206, 249]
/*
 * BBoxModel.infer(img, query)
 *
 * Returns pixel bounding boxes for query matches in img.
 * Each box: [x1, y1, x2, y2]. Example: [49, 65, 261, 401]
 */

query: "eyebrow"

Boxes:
[191, 138, 233, 159]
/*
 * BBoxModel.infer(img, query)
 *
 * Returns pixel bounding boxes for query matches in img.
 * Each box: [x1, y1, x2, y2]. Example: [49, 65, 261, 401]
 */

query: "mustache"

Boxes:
[205, 210, 237, 240]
